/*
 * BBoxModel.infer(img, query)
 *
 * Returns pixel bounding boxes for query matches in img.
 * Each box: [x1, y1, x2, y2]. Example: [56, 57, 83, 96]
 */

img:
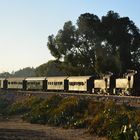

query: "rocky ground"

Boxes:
[0, 117, 106, 140]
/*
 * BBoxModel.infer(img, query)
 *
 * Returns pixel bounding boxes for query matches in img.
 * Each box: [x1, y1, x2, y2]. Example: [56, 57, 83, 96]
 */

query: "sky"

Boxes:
[0, 0, 139, 73]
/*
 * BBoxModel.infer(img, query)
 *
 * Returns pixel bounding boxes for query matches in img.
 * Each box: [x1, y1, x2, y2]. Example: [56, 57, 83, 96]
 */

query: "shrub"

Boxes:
[0, 97, 11, 115]
[88, 100, 140, 139]
[23, 96, 89, 128]
[87, 100, 104, 116]
[9, 96, 43, 115]
[23, 95, 63, 124]
[47, 97, 89, 127]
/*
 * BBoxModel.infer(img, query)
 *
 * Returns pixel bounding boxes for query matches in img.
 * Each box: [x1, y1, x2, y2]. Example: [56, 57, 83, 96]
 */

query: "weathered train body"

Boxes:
[25, 77, 47, 91]
[47, 76, 68, 91]
[94, 73, 115, 94]
[67, 76, 94, 93]
[0, 70, 140, 96]
[115, 70, 140, 96]
[7, 78, 26, 90]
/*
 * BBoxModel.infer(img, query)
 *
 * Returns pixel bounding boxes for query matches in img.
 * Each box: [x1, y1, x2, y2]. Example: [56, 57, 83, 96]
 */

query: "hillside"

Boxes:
[0, 67, 35, 78]
[0, 60, 66, 78]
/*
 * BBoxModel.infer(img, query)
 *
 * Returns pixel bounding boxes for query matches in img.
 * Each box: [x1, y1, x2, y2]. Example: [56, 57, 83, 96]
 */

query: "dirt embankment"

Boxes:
[0, 117, 106, 140]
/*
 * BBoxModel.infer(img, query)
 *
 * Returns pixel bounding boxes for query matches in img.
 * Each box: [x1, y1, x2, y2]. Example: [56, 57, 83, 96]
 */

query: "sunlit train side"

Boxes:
[25, 77, 47, 91]
[67, 76, 95, 93]
[115, 70, 140, 96]
[47, 76, 68, 91]
[7, 78, 26, 90]
[94, 73, 115, 94]
[115, 71, 137, 95]
[0, 70, 140, 96]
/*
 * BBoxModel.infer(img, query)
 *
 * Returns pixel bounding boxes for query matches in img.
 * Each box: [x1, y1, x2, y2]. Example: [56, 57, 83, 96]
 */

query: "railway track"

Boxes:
[1, 89, 140, 107]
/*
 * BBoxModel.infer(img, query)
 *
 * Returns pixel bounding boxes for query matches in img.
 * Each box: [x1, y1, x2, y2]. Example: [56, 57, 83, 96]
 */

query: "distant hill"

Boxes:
[13, 67, 35, 77]
[35, 60, 66, 77]
[0, 67, 35, 78]
[0, 60, 66, 78]
[0, 72, 11, 78]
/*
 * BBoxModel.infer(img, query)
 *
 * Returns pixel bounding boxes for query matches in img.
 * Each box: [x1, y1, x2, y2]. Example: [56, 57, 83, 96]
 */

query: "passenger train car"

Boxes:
[67, 76, 94, 93]
[7, 78, 26, 90]
[0, 70, 140, 96]
[47, 76, 68, 91]
[25, 77, 47, 91]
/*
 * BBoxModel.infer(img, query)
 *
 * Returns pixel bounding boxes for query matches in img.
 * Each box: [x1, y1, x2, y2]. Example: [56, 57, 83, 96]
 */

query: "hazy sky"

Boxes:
[0, 0, 139, 73]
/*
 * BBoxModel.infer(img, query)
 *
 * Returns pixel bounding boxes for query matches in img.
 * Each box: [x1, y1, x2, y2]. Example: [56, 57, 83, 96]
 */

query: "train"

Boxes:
[0, 70, 140, 96]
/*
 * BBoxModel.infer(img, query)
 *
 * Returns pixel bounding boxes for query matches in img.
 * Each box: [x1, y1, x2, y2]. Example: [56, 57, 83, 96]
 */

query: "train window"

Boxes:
[69, 82, 84, 86]
[29, 82, 31, 85]
[37, 82, 40, 85]
[69, 82, 74, 86]
[13, 82, 17, 84]
[81, 82, 84, 86]
[72, 82, 83, 86]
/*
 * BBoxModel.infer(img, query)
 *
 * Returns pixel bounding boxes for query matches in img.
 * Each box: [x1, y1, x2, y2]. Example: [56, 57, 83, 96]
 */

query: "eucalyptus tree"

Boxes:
[47, 11, 140, 76]
[100, 11, 140, 75]
[48, 14, 100, 75]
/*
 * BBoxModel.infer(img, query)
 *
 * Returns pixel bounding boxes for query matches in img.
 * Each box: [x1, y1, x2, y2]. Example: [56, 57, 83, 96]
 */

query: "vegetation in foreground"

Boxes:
[0, 95, 140, 140]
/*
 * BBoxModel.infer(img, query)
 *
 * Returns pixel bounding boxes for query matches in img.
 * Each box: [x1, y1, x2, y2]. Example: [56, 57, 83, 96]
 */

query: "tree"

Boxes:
[100, 11, 140, 75]
[47, 11, 140, 76]
[48, 14, 100, 75]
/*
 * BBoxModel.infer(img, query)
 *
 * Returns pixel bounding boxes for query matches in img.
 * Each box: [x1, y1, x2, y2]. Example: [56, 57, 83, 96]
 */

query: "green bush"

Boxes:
[88, 100, 140, 139]
[23, 96, 88, 128]
[87, 100, 104, 116]
[0, 97, 11, 115]
[9, 96, 43, 115]
[23, 95, 63, 124]
[47, 97, 89, 127]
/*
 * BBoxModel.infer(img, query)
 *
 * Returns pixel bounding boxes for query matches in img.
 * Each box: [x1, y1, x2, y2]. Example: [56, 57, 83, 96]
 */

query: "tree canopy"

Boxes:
[47, 11, 140, 76]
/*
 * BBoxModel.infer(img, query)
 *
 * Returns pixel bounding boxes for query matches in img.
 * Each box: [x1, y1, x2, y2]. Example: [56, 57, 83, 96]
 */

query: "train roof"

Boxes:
[47, 76, 68, 80]
[67, 76, 93, 81]
[7, 77, 26, 81]
[25, 77, 46, 81]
